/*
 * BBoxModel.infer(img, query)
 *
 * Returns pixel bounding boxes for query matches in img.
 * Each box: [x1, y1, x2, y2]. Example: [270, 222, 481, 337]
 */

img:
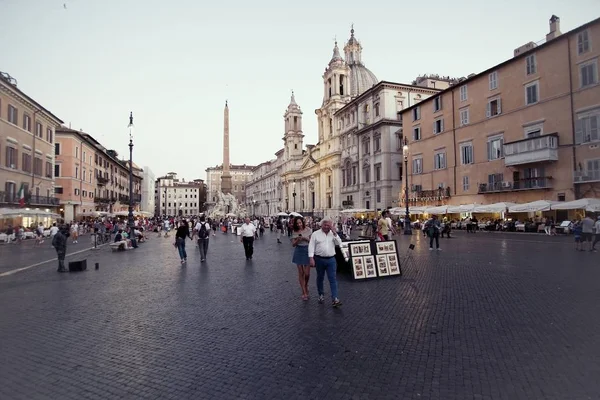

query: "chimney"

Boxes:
[546, 15, 561, 41]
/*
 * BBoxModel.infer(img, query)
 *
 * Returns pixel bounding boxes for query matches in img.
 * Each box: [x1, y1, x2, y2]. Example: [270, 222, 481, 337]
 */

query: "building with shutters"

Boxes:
[400, 15, 600, 208]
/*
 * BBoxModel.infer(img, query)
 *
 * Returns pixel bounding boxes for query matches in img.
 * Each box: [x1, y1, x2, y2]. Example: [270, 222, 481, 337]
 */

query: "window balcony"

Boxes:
[478, 177, 552, 193]
[503, 134, 558, 167]
[0, 191, 60, 206]
[96, 176, 109, 186]
[574, 169, 600, 183]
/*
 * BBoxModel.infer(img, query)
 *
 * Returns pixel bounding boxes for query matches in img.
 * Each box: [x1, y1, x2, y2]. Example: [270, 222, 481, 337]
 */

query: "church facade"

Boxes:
[245, 28, 450, 217]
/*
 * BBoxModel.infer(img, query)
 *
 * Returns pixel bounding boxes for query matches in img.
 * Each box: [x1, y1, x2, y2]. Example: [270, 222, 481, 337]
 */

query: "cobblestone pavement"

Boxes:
[0, 230, 598, 400]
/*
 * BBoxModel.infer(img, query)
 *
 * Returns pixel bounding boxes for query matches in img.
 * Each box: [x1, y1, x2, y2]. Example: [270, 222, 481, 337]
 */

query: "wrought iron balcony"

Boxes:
[97, 176, 109, 186]
[574, 169, 600, 183]
[478, 177, 552, 193]
[503, 134, 558, 166]
[0, 191, 60, 206]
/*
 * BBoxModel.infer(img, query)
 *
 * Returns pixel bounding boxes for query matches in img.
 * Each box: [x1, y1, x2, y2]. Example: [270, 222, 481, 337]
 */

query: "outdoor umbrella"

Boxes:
[277, 212, 289, 217]
[290, 212, 303, 217]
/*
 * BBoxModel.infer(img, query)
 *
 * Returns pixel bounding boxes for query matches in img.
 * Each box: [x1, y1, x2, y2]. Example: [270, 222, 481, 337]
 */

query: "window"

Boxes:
[54, 187, 63, 194]
[45, 161, 52, 178]
[75, 166, 78, 179]
[83, 151, 86, 163]
[54, 164, 60, 177]
[363, 165, 370, 183]
[489, 71, 498, 90]
[34, 157, 42, 176]
[35, 122, 42, 138]
[487, 135, 504, 160]
[75, 189, 79, 196]
[460, 108, 469, 126]
[434, 151, 446, 170]
[412, 157, 423, 174]
[413, 126, 421, 141]
[524, 123, 543, 138]
[434, 118, 444, 134]
[376, 189, 381, 203]
[46, 128, 53, 143]
[412, 107, 420, 121]
[433, 96, 442, 112]
[580, 60, 598, 88]
[526, 54, 537, 75]
[525, 81, 539, 105]
[23, 114, 31, 132]
[55, 143, 60, 155]
[8, 105, 18, 124]
[578, 30, 590, 55]
[460, 142, 474, 165]
[363, 140, 370, 155]
[6, 147, 17, 169]
[462, 176, 470, 191]
[488, 173, 504, 190]
[375, 164, 381, 181]
[374, 103, 380, 117]
[575, 110, 600, 144]
[460, 85, 467, 102]
[486, 98, 502, 117]
[374, 135, 381, 152]
[22, 153, 32, 173]
[352, 166, 357, 184]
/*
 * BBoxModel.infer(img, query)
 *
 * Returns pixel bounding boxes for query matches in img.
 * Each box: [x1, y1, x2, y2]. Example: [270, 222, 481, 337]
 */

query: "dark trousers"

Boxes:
[429, 233, 440, 249]
[198, 238, 209, 259]
[56, 249, 66, 270]
[242, 236, 254, 259]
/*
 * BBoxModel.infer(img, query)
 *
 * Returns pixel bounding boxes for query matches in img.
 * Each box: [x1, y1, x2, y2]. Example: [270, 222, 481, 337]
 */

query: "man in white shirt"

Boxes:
[592, 216, 600, 252]
[194, 216, 211, 262]
[308, 216, 342, 307]
[240, 217, 257, 260]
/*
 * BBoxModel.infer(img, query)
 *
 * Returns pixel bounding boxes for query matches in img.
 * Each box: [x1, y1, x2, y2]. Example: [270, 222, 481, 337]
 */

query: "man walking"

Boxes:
[195, 216, 211, 262]
[308, 217, 342, 307]
[240, 217, 257, 260]
[52, 225, 69, 273]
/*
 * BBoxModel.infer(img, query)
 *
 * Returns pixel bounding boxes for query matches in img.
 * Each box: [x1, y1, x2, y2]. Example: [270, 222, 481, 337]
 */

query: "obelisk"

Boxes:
[220, 101, 233, 195]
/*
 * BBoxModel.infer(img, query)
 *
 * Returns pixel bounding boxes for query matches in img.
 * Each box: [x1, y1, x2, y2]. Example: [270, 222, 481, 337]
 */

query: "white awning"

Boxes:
[425, 205, 448, 214]
[447, 204, 477, 213]
[472, 202, 516, 213]
[551, 198, 600, 211]
[509, 200, 557, 213]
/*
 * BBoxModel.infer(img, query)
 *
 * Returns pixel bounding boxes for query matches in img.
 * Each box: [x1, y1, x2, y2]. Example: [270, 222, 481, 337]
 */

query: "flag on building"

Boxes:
[17, 183, 25, 207]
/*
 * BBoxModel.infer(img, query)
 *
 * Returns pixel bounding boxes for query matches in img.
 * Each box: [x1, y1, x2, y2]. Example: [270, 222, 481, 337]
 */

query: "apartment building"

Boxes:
[155, 172, 207, 216]
[400, 15, 600, 208]
[55, 127, 143, 221]
[245, 159, 281, 216]
[0, 72, 63, 213]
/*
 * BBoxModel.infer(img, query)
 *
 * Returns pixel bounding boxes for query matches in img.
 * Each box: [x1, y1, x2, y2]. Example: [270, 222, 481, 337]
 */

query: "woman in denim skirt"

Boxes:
[291, 216, 313, 301]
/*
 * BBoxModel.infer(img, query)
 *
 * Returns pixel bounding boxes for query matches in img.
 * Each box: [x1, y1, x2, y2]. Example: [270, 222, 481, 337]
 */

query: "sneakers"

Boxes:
[318, 294, 325, 304]
[332, 298, 342, 308]
[437, 248, 442, 251]
[429, 247, 433, 251]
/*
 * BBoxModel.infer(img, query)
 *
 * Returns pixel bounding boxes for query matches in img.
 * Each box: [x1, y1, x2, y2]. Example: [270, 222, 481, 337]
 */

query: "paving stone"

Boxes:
[0, 230, 598, 399]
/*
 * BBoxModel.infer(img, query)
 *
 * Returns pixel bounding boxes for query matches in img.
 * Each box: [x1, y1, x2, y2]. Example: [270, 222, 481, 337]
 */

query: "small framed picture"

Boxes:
[341, 248, 350, 261]
[350, 242, 371, 257]
[387, 254, 401, 276]
[352, 256, 366, 279]
[376, 240, 397, 255]
[376, 254, 389, 276]
[363, 255, 377, 278]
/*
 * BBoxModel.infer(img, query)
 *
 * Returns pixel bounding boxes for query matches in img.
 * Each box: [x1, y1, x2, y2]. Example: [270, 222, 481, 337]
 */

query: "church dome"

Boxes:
[348, 64, 378, 97]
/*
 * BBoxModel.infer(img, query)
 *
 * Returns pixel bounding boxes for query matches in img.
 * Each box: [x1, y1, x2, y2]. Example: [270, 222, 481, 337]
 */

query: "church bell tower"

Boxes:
[283, 91, 304, 161]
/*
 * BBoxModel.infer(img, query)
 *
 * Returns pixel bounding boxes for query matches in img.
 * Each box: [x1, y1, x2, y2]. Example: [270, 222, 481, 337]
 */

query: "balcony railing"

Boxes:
[574, 169, 600, 183]
[0, 191, 60, 206]
[97, 176, 109, 186]
[503, 134, 559, 166]
[478, 177, 552, 193]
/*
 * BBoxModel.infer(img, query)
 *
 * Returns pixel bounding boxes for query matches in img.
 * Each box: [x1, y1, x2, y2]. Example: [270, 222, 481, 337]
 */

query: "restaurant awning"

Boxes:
[472, 202, 516, 213]
[550, 198, 600, 211]
[508, 200, 557, 213]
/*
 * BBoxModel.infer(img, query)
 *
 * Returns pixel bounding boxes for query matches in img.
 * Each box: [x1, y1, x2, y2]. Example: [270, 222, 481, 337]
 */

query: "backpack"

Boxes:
[198, 223, 208, 239]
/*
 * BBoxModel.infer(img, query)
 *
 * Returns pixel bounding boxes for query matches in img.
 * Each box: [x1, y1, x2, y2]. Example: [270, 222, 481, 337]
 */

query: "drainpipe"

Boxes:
[451, 89, 457, 199]
[567, 38, 578, 199]
[31, 109, 40, 202]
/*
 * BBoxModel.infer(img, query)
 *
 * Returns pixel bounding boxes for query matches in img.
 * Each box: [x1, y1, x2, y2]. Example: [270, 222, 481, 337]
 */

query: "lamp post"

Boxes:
[292, 180, 296, 212]
[403, 138, 412, 235]
[127, 112, 135, 232]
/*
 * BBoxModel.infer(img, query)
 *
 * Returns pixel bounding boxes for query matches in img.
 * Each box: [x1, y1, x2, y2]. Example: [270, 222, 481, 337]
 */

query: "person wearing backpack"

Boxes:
[194, 216, 211, 262]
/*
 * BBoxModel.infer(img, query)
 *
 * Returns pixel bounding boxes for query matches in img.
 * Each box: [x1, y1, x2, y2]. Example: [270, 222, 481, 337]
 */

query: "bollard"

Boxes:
[95, 262, 99, 270]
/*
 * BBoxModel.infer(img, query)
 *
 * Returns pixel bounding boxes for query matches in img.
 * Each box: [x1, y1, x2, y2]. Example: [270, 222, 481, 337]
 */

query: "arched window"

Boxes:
[339, 75, 345, 95]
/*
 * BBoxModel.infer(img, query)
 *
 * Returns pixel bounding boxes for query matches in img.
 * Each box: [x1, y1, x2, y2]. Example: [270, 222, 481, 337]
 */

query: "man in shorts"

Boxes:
[581, 216, 595, 251]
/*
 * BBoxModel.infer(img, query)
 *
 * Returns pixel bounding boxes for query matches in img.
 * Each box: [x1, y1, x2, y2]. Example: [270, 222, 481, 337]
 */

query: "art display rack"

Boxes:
[344, 240, 402, 280]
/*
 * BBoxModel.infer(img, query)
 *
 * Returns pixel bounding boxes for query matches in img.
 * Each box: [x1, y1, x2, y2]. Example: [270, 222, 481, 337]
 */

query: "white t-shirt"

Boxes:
[49, 226, 59, 236]
[240, 223, 256, 237]
[194, 222, 210, 232]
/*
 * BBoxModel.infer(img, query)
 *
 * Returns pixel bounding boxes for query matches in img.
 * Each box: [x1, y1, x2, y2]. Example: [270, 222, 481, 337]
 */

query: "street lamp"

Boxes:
[403, 138, 412, 235]
[127, 112, 135, 232]
[292, 180, 296, 212]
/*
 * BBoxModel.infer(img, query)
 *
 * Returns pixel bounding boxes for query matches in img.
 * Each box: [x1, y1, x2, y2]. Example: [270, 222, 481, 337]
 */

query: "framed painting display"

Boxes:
[387, 253, 401, 276]
[352, 256, 366, 279]
[376, 241, 397, 255]
[340, 246, 350, 261]
[349, 242, 371, 257]
[363, 256, 377, 278]
[375, 254, 389, 276]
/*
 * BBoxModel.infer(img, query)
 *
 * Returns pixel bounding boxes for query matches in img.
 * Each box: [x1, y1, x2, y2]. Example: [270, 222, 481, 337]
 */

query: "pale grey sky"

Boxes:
[1, 0, 596, 181]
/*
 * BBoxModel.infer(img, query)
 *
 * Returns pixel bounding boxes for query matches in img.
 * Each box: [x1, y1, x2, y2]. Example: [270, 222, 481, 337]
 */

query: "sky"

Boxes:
[1, 0, 597, 182]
